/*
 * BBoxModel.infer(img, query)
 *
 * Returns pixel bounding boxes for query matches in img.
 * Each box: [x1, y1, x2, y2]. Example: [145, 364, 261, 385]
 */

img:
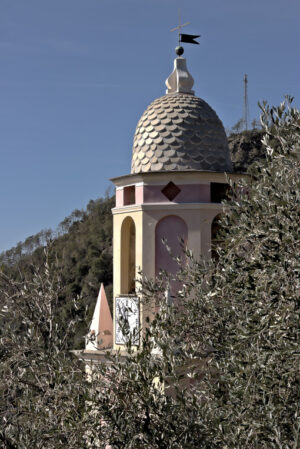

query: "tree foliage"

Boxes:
[228, 128, 265, 172]
[0, 252, 88, 448]
[0, 100, 299, 448]
[0, 196, 114, 349]
[93, 98, 299, 448]
[170, 98, 300, 447]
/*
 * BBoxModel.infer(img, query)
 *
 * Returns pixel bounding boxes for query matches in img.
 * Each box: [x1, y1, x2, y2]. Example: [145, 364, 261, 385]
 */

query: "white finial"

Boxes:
[165, 57, 194, 95]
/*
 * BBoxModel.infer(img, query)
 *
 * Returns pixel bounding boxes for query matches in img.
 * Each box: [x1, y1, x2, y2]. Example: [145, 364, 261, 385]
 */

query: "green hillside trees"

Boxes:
[0, 196, 114, 349]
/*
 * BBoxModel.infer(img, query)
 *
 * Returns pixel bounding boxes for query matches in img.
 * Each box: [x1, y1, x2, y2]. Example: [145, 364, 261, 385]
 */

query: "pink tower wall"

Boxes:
[144, 184, 210, 203]
[116, 189, 124, 207]
[155, 215, 188, 295]
[115, 183, 211, 207]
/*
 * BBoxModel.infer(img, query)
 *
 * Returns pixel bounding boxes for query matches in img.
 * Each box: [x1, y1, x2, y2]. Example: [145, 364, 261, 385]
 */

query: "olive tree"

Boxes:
[170, 97, 300, 448]
[93, 98, 299, 448]
[0, 253, 90, 449]
[0, 98, 299, 448]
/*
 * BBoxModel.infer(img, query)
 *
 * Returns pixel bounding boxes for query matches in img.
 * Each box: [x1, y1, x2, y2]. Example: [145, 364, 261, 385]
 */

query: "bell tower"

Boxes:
[110, 51, 239, 349]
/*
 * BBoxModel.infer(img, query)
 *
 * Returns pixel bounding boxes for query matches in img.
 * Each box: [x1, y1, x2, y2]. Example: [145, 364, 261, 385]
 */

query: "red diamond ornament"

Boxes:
[161, 182, 181, 201]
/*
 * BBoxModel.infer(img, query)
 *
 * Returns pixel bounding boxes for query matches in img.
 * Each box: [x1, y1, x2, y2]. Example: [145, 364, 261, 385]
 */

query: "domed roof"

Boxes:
[131, 57, 233, 174]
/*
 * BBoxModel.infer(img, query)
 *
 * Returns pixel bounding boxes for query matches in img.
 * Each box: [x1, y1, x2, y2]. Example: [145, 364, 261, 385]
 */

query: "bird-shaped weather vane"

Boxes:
[170, 9, 200, 56]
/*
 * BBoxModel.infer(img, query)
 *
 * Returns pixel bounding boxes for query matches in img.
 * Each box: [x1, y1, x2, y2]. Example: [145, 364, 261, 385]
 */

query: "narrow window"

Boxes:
[210, 183, 230, 203]
[124, 185, 136, 205]
[121, 217, 136, 294]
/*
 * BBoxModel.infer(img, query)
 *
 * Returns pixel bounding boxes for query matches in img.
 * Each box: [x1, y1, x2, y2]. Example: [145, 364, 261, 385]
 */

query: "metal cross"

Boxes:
[170, 9, 190, 46]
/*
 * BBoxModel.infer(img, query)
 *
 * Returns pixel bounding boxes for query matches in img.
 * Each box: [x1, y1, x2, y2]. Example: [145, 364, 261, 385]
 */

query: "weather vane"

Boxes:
[170, 9, 200, 56]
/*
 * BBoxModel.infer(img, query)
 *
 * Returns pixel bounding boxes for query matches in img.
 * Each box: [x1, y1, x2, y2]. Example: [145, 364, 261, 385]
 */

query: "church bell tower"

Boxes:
[110, 50, 238, 350]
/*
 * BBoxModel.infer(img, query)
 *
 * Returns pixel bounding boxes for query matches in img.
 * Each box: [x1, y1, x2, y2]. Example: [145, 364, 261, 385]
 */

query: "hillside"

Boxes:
[0, 196, 114, 348]
[228, 128, 265, 172]
[0, 129, 266, 348]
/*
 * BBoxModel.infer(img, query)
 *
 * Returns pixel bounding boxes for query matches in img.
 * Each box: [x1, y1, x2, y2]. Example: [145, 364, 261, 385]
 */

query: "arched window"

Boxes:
[211, 214, 223, 261]
[121, 217, 136, 294]
[155, 215, 188, 295]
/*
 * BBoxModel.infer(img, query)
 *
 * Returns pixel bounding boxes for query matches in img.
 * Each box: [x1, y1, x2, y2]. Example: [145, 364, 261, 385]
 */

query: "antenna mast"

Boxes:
[243, 74, 249, 131]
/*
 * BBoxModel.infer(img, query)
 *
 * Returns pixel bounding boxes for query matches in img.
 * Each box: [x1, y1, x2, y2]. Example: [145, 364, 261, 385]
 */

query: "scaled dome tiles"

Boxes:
[131, 93, 233, 173]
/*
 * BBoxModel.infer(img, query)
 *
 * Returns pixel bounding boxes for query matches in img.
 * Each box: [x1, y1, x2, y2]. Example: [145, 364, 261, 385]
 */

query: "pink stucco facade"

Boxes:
[116, 188, 124, 207]
[155, 215, 188, 295]
[135, 185, 144, 205]
[116, 183, 210, 207]
[144, 184, 210, 203]
[110, 171, 245, 349]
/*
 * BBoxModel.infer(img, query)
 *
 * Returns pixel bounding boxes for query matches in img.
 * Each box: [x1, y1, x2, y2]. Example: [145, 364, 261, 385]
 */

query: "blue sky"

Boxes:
[0, 0, 299, 252]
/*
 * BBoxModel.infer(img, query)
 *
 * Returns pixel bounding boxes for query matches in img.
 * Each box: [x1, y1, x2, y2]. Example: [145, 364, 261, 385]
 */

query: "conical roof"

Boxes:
[85, 284, 113, 350]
